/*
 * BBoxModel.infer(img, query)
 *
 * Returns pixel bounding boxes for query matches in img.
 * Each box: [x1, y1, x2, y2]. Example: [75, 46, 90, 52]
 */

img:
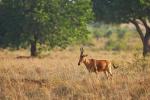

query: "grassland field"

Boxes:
[0, 38, 150, 100]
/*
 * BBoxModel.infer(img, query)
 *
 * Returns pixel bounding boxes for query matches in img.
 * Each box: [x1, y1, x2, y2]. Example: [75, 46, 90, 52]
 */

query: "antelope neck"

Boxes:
[83, 58, 90, 65]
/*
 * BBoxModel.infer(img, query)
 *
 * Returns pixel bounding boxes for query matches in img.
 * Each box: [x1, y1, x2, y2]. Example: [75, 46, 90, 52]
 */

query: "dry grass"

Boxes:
[0, 47, 150, 100]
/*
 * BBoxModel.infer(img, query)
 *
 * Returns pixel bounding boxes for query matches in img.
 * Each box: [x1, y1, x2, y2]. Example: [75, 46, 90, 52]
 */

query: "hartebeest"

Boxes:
[78, 47, 118, 79]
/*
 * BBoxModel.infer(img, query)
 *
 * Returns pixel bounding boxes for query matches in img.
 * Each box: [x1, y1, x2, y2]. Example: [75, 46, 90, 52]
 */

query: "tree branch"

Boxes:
[139, 18, 150, 34]
[129, 19, 144, 44]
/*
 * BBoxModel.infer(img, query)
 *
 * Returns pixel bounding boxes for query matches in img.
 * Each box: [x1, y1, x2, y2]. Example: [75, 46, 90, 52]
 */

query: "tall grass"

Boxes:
[0, 48, 150, 100]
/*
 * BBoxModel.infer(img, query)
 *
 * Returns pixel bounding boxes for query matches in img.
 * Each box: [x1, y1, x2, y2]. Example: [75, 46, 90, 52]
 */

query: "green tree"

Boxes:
[0, 0, 92, 56]
[92, 0, 150, 56]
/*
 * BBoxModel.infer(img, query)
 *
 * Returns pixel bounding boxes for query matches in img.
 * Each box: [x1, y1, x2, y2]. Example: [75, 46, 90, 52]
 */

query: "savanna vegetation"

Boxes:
[0, 45, 150, 100]
[0, 0, 92, 56]
[0, 0, 150, 100]
[93, 0, 150, 56]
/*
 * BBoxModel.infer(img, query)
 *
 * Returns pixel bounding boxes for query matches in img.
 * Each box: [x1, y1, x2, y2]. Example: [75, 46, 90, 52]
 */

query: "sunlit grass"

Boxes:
[0, 46, 150, 100]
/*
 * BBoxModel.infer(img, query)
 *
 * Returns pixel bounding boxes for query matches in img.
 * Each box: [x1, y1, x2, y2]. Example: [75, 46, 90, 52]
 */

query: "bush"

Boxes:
[104, 27, 134, 51]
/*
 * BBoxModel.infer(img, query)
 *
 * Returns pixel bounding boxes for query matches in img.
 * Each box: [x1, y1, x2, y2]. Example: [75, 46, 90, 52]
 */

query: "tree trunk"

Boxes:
[30, 33, 38, 57]
[30, 40, 37, 56]
[143, 32, 150, 56]
[130, 19, 150, 56]
[139, 18, 150, 56]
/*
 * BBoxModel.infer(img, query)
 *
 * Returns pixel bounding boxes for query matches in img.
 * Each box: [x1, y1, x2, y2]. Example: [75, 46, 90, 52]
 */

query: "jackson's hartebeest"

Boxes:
[78, 47, 118, 79]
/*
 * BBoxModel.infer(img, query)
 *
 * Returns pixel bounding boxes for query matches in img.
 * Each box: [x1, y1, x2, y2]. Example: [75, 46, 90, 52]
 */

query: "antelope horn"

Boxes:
[80, 47, 84, 55]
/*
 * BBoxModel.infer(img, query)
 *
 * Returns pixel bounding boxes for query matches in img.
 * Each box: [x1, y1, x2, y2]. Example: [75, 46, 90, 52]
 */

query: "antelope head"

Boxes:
[78, 47, 88, 66]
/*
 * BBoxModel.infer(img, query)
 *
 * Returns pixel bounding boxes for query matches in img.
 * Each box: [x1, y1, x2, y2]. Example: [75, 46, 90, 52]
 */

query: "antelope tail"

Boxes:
[112, 64, 118, 69]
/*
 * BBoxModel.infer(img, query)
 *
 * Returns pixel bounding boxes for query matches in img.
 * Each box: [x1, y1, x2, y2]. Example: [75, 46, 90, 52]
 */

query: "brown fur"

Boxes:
[78, 50, 118, 79]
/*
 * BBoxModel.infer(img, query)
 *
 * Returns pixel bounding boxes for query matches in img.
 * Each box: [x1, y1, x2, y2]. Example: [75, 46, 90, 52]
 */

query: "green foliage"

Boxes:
[106, 37, 127, 51]
[140, 0, 150, 6]
[105, 28, 130, 51]
[88, 23, 137, 51]
[0, 0, 93, 49]
[92, 0, 150, 54]
[92, 0, 145, 23]
[88, 23, 111, 38]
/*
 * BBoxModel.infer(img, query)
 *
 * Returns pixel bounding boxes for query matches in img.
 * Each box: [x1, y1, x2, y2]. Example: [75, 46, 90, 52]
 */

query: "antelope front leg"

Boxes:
[104, 71, 109, 79]
[94, 60, 98, 74]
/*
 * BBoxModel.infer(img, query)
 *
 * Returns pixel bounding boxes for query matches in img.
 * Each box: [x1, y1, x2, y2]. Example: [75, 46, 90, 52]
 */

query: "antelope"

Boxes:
[78, 47, 118, 79]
